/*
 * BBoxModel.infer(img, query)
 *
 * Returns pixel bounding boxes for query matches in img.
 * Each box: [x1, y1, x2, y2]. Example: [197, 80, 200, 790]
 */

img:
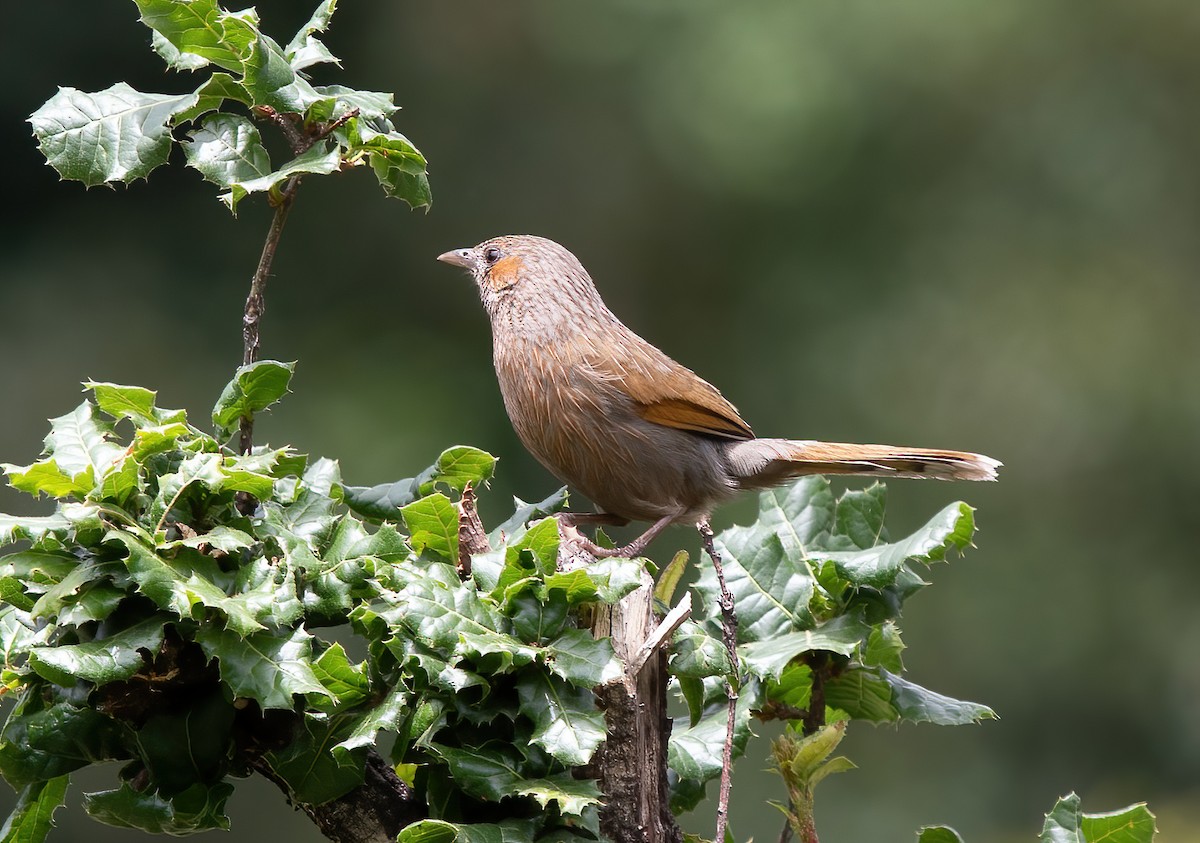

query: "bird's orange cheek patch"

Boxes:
[486, 256, 523, 291]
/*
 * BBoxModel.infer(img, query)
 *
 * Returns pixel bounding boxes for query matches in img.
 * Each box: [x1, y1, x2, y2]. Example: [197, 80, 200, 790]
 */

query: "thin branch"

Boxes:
[698, 518, 738, 843]
[235, 175, 300, 467]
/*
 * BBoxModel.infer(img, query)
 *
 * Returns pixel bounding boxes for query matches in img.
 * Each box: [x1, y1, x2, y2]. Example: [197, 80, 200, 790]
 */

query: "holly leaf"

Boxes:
[29, 84, 198, 186]
[211, 360, 295, 439]
[739, 613, 871, 682]
[196, 625, 330, 710]
[265, 710, 368, 804]
[0, 775, 69, 843]
[544, 628, 622, 688]
[1040, 792, 1157, 843]
[132, 0, 258, 73]
[401, 494, 458, 563]
[515, 672, 606, 766]
[184, 113, 271, 188]
[83, 781, 233, 834]
[28, 618, 165, 687]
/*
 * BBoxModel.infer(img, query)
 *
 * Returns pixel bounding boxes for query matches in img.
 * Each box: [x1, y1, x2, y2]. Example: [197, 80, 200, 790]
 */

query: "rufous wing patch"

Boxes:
[638, 398, 754, 439]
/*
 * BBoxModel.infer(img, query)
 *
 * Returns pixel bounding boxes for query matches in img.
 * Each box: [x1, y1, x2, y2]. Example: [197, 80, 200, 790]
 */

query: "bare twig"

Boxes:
[627, 592, 691, 678]
[698, 518, 738, 843]
[238, 174, 300, 449]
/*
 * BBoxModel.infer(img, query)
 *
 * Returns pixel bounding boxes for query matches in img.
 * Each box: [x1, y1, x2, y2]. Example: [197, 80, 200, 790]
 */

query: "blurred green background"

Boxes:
[3, 1, 1199, 840]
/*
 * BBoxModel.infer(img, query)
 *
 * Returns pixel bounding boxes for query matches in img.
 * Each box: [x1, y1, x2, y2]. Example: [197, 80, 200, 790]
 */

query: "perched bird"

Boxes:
[438, 235, 999, 557]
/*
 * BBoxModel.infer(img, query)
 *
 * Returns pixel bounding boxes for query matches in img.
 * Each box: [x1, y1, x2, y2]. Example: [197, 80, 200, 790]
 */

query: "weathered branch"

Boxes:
[588, 571, 684, 843]
[252, 749, 426, 843]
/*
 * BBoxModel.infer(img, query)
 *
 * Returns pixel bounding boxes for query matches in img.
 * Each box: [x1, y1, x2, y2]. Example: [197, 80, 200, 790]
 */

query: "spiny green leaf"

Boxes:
[2, 460, 91, 500]
[28, 618, 165, 687]
[227, 556, 304, 629]
[264, 710, 367, 804]
[515, 672, 606, 766]
[429, 446, 496, 492]
[334, 684, 408, 755]
[1040, 793, 1156, 843]
[312, 86, 395, 120]
[834, 484, 889, 550]
[107, 531, 264, 635]
[310, 643, 369, 707]
[240, 33, 324, 113]
[670, 620, 733, 679]
[211, 360, 295, 438]
[0, 578, 34, 613]
[701, 530, 814, 642]
[196, 625, 331, 710]
[863, 621, 905, 672]
[542, 557, 644, 606]
[508, 589, 568, 644]
[401, 493, 459, 563]
[0, 699, 130, 788]
[433, 743, 601, 816]
[84, 382, 164, 426]
[884, 670, 996, 726]
[184, 113, 271, 188]
[0, 775, 69, 843]
[488, 488, 569, 546]
[351, 122, 431, 210]
[132, 0, 258, 73]
[29, 84, 198, 186]
[221, 141, 342, 213]
[176, 73, 252, 124]
[544, 628, 622, 688]
[285, 0, 340, 70]
[917, 828, 966, 843]
[380, 563, 506, 651]
[667, 687, 757, 812]
[823, 667, 896, 723]
[29, 559, 121, 621]
[821, 502, 976, 587]
[0, 514, 73, 550]
[43, 402, 123, 485]
[739, 613, 871, 682]
[343, 477, 421, 522]
[149, 452, 273, 528]
[84, 781, 233, 834]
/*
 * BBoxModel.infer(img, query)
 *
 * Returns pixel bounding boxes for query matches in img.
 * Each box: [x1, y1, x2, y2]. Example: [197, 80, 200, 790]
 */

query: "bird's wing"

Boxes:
[586, 330, 754, 440]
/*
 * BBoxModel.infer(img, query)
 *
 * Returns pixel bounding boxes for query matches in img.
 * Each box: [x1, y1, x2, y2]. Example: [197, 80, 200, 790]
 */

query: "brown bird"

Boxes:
[438, 235, 999, 558]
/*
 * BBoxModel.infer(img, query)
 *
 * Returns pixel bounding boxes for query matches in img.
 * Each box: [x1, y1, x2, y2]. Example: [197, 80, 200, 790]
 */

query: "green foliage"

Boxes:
[0, 376, 633, 840]
[1040, 793, 1157, 843]
[667, 477, 994, 810]
[917, 793, 1157, 843]
[27, 0, 430, 211]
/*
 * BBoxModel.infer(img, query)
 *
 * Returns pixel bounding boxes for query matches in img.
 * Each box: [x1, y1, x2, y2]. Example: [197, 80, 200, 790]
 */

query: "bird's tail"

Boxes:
[728, 438, 1001, 489]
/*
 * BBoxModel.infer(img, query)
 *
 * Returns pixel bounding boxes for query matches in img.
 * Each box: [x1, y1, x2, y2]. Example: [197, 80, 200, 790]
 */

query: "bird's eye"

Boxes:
[483, 246, 502, 265]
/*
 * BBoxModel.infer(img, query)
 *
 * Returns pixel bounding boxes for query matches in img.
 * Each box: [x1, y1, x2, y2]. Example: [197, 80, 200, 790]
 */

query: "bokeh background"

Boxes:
[3, 1, 1199, 840]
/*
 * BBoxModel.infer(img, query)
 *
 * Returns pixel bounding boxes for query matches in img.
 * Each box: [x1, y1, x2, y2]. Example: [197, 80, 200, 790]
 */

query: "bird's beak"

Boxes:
[437, 248, 477, 271]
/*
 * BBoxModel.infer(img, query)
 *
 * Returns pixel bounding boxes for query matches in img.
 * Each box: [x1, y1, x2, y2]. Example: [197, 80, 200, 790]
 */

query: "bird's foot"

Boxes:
[554, 513, 675, 561]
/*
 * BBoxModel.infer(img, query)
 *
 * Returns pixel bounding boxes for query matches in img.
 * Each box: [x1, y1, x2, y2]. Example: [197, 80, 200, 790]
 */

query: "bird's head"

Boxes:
[437, 235, 606, 324]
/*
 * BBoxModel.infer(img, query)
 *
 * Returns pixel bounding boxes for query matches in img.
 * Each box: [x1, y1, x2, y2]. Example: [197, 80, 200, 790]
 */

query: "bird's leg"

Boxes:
[558, 513, 675, 559]
[556, 512, 629, 529]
